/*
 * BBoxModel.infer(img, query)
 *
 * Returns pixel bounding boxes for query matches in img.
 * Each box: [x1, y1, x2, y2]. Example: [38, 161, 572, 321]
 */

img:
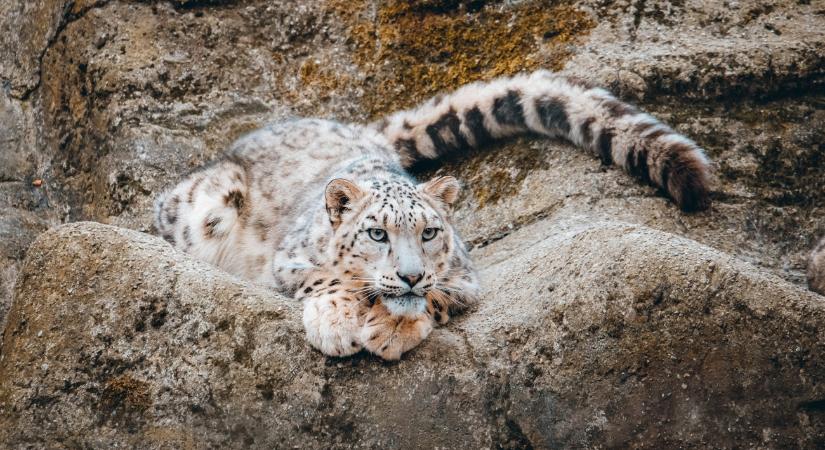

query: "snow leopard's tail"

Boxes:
[374, 70, 711, 212]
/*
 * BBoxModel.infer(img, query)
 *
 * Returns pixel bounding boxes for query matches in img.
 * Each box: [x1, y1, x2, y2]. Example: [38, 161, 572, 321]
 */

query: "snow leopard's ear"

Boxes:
[325, 178, 364, 228]
[420, 176, 460, 210]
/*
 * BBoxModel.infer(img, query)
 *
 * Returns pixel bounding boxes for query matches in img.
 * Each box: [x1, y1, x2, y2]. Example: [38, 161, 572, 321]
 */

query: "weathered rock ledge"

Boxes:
[1, 221, 823, 448]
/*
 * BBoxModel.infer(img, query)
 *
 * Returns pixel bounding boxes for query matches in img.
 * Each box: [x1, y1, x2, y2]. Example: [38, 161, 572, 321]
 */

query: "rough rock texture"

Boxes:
[1, 221, 824, 448]
[0, 0, 824, 447]
[0, 85, 58, 332]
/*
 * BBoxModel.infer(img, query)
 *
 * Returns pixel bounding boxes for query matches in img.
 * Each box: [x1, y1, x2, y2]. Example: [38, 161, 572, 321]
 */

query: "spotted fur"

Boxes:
[380, 70, 712, 211]
[808, 237, 825, 296]
[155, 71, 713, 360]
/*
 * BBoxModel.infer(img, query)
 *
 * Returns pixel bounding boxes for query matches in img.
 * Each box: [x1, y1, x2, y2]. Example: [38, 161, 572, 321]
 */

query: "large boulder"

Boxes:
[1, 221, 823, 448]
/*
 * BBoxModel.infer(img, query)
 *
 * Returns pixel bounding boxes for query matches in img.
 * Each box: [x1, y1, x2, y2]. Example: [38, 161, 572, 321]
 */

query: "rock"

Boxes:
[0, 209, 49, 331]
[0, 0, 66, 98]
[0, 81, 59, 331]
[1, 0, 824, 446]
[1, 221, 824, 448]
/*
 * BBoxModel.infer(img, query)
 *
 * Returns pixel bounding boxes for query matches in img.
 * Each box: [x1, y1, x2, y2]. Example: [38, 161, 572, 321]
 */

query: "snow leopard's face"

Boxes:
[325, 175, 476, 316]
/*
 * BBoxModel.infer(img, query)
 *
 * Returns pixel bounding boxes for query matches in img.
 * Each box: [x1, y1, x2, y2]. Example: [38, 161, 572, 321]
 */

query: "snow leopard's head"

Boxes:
[324, 174, 478, 318]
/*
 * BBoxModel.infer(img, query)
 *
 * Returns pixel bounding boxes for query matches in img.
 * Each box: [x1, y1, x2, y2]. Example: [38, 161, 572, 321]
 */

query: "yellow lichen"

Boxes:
[298, 59, 349, 100]
[328, 0, 595, 118]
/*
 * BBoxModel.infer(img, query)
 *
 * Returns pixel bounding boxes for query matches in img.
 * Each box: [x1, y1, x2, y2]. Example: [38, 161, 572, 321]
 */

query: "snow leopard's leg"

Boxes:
[154, 160, 248, 268]
[298, 273, 433, 360]
[302, 287, 367, 357]
[303, 290, 433, 360]
[425, 289, 457, 326]
[360, 300, 433, 360]
[376, 70, 712, 212]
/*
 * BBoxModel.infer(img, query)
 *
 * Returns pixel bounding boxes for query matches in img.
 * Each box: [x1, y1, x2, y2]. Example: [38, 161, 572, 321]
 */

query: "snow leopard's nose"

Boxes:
[397, 272, 422, 288]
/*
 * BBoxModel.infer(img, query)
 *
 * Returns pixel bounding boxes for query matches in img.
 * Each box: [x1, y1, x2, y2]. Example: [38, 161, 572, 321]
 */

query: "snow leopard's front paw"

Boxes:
[360, 302, 433, 360]
[302, 293, 366, 357]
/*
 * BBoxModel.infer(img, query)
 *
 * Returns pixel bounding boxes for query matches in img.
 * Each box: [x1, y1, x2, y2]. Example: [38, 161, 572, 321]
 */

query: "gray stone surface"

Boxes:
[1, 221, 823, 448]
[0, 209, 49, 332]
[0, 0, 65, 98]
[0, 88, 58, 332]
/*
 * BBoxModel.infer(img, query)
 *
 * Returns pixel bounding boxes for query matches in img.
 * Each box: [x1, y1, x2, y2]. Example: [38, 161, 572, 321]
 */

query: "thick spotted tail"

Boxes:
[375, 70, 711, 211]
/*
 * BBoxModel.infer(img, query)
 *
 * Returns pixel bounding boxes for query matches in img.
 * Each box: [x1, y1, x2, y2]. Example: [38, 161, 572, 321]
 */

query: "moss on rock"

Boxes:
[329, 0, 595, 117]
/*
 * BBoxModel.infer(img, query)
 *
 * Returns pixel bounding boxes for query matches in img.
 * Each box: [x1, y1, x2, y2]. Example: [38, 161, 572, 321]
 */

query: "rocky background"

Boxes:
[0, 0, 823, 448]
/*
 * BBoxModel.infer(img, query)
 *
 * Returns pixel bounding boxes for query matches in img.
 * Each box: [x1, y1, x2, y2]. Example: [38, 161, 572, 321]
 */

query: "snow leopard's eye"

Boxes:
[422, 227, 438, 241]
[368, 228, 387, 242]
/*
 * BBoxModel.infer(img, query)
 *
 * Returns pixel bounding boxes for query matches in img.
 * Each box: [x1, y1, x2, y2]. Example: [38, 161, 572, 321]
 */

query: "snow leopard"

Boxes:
[154, 70, 712, 360]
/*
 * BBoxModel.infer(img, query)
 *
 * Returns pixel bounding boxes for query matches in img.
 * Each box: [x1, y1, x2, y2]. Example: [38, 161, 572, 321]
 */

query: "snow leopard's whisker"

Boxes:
[349, 286, 384, 298]
[350, 287, 380, 295]
[428, 287, 467, 307]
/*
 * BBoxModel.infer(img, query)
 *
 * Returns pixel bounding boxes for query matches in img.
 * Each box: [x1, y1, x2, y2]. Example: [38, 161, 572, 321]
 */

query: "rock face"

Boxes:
[0, 0, 824, 447]
[2, 221, 824, 448]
